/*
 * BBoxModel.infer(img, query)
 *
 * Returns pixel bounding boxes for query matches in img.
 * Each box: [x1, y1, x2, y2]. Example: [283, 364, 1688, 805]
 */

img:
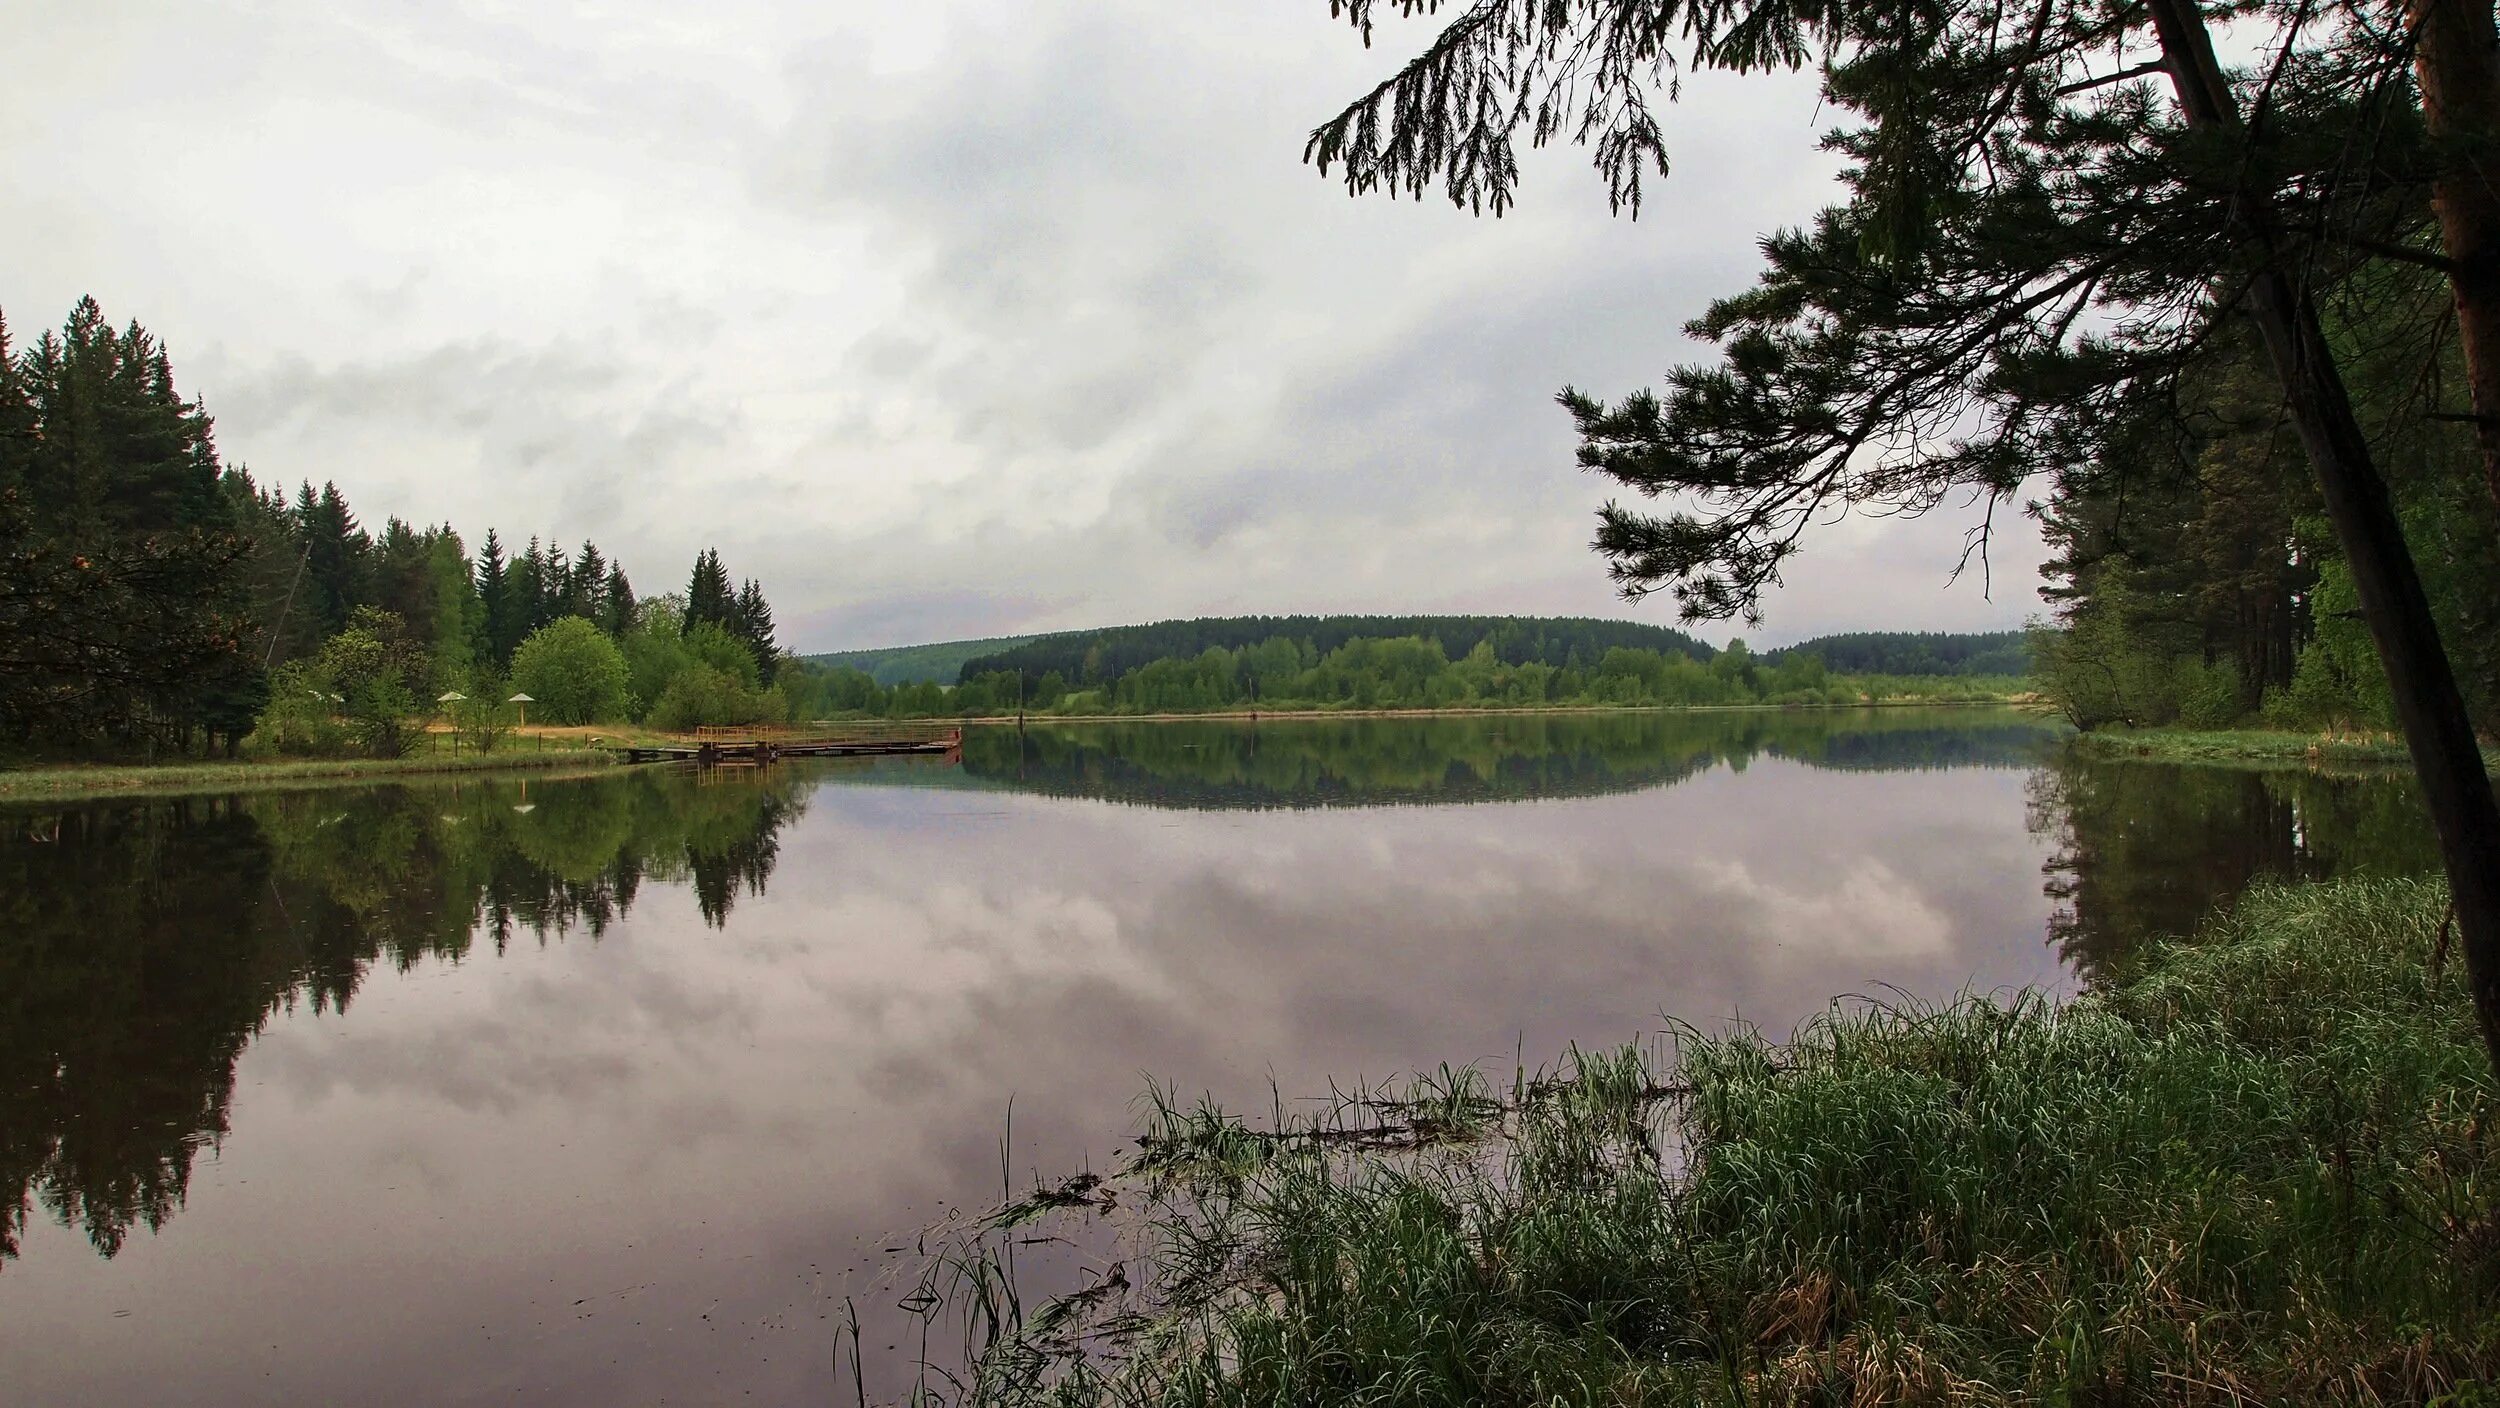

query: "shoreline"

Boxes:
[2068, 725, 2500, 772]
[0, 697, 2043, 803]
[0, 747, 621, 804]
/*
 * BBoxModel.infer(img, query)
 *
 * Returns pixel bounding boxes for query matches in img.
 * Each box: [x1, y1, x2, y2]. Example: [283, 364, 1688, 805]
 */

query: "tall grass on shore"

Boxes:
[2068, 726, 2500, 773]
[0, 743, 618, 802]
[880, 878, 2500, 1405]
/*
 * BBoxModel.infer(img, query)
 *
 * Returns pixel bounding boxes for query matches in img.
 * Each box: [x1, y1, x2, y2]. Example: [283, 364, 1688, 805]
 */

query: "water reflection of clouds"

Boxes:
[2, 751, 2065, 1407]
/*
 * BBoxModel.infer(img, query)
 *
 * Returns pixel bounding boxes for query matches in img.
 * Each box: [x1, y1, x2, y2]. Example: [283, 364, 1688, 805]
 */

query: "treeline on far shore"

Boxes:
[800, 633, 2026, 719]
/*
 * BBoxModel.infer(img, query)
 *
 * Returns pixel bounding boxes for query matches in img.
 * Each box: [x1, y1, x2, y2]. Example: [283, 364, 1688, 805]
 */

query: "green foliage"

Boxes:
[1765, 630, 2031, 677]
[508, 618, 630, 726]
[2173, 657, 2242, 731]
[243, 607, 429, 757]
[959, 614, 1715, 686]
[646, 663, 784, 732]
[242, 663, 354, 757]
[0, 300, 259, 752]
[683, 621, 761, 691]
[450, 667, 510, 754]
[805, 633, 1043, 686]
[2272, 560, 2399, 733]
[903, 878, 2497, 1405]
[2036, 579, 2190, 731]
[620, 622, 695, 719]
[682, 550, 779, 683]
[784, 629, 2024, 721]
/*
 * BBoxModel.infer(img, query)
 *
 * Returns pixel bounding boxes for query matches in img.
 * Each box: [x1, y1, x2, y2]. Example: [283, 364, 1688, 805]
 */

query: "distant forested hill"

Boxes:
[1764, 631, 2031, 677]
[803, 634, 1042, 686]
[956, 615, 1716, 684]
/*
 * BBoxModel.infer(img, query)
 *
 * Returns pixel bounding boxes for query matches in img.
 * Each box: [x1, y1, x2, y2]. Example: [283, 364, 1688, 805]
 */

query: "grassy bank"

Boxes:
[900, 877, 2497, 1405]
[2071, 725, 2500, 772]
[0, 741, 620, 802]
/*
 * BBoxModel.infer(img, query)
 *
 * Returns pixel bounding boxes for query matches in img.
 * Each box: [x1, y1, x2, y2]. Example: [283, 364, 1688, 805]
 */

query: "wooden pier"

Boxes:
[617, 723, 963, 766]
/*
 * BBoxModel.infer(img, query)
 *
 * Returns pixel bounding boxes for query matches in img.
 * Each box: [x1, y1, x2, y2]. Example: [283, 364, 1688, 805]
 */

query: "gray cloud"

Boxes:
[1, 1, 2047, 651]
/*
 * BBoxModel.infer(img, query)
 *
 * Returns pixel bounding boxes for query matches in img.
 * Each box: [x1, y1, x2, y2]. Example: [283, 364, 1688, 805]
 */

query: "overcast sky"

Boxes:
[7, 1, 2046, 652]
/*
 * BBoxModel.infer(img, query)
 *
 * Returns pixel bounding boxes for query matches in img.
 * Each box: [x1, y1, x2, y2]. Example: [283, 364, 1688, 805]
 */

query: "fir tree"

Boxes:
[0, 299, 257, 748]
[512, 537, 547, 638]
[475, 528, 513, 666]
[570, 540, 607, 622]
[300, 482, 366, 638]
[602, 564, 634, 637]
[539, 541, 570, 627]
[0, 312, 34, 502]
[685, 549, 733, 634]
[732, 578, 779, 682]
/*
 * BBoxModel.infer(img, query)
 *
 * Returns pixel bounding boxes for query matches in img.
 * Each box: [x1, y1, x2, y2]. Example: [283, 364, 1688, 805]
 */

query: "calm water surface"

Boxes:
[0, 710, 2438, 1404]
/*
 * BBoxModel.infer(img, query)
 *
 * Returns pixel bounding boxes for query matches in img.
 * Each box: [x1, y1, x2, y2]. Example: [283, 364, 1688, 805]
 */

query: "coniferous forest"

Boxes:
[2033, 317, 2500, 736]
[0, 299, 791, 759]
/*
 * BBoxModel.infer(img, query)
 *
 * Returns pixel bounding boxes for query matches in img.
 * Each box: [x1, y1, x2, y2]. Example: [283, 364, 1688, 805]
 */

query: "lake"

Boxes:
[0, 709, 2440, 1405]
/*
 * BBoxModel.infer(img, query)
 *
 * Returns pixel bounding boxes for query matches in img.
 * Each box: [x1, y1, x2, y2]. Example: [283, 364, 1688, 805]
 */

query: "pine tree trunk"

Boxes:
[2412, 0, 2500, 515]
[2149, 0, 2500, 1073]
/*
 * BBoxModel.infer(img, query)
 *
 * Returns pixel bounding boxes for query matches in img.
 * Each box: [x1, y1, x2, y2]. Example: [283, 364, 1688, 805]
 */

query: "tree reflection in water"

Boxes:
[955, 709, 2062, 810]
[2028, 753, 2439, 980]
[0, 712, 2447, 1270]
[0, 767, 807, 1264]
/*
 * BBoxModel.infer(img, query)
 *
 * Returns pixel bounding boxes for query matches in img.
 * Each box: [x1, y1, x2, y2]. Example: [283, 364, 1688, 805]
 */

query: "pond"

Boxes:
[0, 709, 2440, 1405]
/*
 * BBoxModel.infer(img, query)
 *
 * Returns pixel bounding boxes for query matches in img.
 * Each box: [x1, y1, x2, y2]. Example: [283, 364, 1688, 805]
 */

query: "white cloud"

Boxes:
[1, 0, 2047, 651]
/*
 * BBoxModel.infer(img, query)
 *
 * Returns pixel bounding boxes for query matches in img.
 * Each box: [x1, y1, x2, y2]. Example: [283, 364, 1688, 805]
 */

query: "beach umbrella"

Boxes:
[508, 692, 533, 728]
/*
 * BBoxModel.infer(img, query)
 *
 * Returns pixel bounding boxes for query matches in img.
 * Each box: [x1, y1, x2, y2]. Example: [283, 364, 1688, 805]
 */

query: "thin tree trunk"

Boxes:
[2412, 0, 2500, 514]
[2148, 0, 2500, 1072]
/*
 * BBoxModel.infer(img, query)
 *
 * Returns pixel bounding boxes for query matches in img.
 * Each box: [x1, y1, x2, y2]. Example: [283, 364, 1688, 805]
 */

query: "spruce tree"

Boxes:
[301, 482, 366, 637]
[733, 578, 779, 682]
[602, 564, 634, 637]
[475, 528, 512, 666]
[540, 541, 570, 626]
[0, 312, 33, 501]
[684, 549, 734, 633]
[513, 537, 547, 637]
[571, 540, 607, 622]
[0, 300, 256, 747]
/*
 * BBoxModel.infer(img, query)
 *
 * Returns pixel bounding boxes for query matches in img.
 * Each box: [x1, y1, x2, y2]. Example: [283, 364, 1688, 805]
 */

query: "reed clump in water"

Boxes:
[886, 877, 2500, 1405]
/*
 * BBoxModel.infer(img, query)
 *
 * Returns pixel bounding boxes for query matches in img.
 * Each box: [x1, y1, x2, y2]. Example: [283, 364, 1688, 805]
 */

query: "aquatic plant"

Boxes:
[873, 877, 2500, 1405]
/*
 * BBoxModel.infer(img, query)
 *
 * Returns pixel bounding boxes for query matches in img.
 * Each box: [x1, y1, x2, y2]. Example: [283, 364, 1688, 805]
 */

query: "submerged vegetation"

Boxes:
[889, 878, 2497, 1405]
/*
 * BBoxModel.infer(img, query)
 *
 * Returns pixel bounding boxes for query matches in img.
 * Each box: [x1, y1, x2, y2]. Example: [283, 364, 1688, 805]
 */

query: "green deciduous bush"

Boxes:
[508, 618, 631, 725]
[2174, 656, 2243, 729]
[243, 608, 428, 757]
[646, 662, 785, 731]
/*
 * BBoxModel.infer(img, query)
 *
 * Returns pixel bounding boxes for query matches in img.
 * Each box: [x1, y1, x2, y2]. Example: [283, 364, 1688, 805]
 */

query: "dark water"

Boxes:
[0, 710, 2438, 1405]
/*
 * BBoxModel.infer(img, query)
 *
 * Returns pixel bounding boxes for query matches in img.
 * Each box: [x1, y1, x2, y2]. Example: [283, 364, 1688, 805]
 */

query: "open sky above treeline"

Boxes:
[5, 2, 2049, 654]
